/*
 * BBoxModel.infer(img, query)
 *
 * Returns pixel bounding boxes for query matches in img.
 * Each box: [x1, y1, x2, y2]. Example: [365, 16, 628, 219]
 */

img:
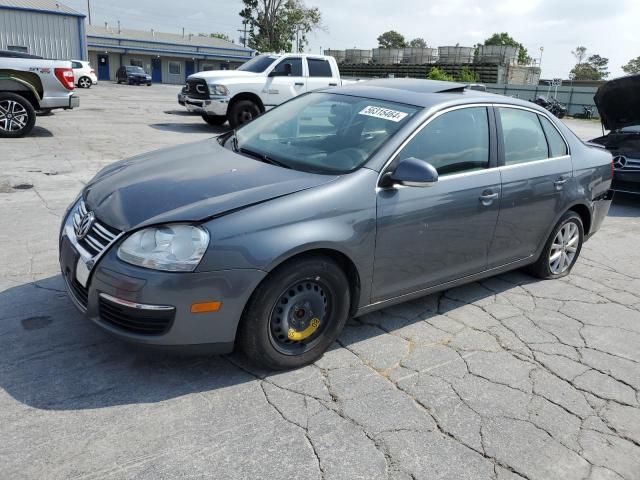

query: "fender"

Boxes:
[0, 73, 43, 100]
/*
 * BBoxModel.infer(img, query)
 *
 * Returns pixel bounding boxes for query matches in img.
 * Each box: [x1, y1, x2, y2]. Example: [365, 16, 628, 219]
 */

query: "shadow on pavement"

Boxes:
[27, 126, 54, 137]
[149, 122, 229, 134]
[0, 269, 537, 412]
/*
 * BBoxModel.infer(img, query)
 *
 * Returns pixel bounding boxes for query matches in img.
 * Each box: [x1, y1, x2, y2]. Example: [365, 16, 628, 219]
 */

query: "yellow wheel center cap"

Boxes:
[288, 318, 320, 341]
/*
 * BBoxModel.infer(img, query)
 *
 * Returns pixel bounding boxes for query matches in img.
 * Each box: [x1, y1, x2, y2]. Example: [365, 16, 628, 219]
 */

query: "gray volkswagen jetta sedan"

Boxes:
[59, 79, 613, 369]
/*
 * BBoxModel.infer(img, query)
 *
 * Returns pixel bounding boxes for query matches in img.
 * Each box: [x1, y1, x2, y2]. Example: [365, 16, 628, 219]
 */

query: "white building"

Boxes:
[0, 0, 87, 60]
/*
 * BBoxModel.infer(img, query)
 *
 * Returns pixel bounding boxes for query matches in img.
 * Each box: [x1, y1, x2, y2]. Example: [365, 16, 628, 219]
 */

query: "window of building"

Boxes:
[498, 108, 549, 165]
[130, 59, 144, 67]
[307, 58, 332, 77]
[169, 61, 182, 75]
[8, 46, 28, 53]
[396, 107, 490, 176]
[539, 115, 569, 157]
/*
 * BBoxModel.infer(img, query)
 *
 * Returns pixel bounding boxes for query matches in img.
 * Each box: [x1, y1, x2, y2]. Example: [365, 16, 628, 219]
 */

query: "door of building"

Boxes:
[97, 54, 110, 81]
[185, 60, 195, 80]
[151, 58, 162, 83]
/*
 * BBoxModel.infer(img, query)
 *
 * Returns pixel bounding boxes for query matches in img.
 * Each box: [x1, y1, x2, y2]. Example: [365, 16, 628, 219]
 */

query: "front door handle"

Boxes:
[295, 82, 305, 86]
[328, 82, 338, 86]
[479, 191, 499, 206]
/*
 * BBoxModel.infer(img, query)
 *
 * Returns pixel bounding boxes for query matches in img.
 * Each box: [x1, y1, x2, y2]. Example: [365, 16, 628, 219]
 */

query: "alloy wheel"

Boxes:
[0, 100, 28, 133]
[549, 221, 579, 275]
[79, 77, 91, 88]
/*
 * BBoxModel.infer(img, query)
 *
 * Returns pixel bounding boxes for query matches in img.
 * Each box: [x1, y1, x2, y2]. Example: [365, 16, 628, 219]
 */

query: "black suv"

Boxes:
[116, 66, 152, 86]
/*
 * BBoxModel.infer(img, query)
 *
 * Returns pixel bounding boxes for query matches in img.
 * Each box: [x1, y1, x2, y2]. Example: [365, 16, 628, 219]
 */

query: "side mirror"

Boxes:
[381, 157, 439, 188]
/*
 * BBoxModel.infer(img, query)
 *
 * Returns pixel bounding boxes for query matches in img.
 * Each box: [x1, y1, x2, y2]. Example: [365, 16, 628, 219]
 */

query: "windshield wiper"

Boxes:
[238, 147, 290, 169]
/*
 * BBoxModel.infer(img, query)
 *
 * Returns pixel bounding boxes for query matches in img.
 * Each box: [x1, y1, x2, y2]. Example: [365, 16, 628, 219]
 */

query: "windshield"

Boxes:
[237, 54, 279, 73]
[126, 66, 145, 74]
[234, 92, 419, 174]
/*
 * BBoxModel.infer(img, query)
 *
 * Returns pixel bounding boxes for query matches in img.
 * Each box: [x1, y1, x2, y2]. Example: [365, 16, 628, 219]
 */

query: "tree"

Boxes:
[240, 0, 323, 53]
[622, 56, 640, 75]
[377, 30, 407, 49]
[569, 54, 610, 80]
[408, 37, 427, 48]
[427, 67, 454, 82]
[457, 66, 479, 83]
[572, 46, 587, 65]
[206, 32, 233, 43]
[482, 32, 529, 64]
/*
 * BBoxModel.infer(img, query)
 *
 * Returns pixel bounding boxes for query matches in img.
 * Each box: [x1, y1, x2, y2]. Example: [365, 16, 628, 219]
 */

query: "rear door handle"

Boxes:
[328, 83, 338, 86]
[554, 178, 568, 188]
[295, 82, 305, 86]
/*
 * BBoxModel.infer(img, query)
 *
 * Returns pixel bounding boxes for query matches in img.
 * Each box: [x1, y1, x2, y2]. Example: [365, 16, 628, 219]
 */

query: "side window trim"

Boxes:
[536, 114, 552, 159]
[538, 113, 570, 159]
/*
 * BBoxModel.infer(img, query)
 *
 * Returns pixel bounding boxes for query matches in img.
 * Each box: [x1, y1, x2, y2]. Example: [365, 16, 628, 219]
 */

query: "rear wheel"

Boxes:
[228, 99, 260, 128]
[238, 256, 351, 370]
[78, 76, 92, 89]
[526, 211, 583, 279]
[202, 114, 227, 126]
[0, 92, 36, 138]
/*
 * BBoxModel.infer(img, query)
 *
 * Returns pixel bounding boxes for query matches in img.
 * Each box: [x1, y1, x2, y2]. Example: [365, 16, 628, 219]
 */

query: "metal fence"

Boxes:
[484, 83, 600, 117]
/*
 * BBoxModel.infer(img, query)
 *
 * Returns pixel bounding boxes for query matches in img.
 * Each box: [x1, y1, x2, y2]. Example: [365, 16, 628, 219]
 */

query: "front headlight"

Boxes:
[208, 84, 229, 96]
[117, 224, 209, 272]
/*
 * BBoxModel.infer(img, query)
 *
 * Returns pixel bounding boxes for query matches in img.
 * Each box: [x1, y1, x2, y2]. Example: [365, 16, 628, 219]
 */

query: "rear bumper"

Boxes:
[587, 189, 614, 240]
[612, 175, 640, 195]
[40, 94, 79, 110]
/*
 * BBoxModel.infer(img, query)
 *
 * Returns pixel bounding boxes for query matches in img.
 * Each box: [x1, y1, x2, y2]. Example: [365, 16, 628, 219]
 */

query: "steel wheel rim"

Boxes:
[0, 100, 28, 132]
[268, 279, 330, 355]
[549, 221, 579, 274]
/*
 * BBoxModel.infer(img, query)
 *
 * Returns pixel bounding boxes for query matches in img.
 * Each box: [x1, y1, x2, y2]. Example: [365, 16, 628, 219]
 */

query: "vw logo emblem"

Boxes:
[75, 211, 95, 240]
[613, 155, 627, 170]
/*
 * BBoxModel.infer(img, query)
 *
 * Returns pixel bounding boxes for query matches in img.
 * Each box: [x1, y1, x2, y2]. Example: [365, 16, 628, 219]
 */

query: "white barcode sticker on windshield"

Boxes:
[358, 106, 408, 122]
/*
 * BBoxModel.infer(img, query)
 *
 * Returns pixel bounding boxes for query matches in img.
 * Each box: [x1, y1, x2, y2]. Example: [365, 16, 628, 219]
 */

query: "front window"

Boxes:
[237, 54, 280, 73]
[271, 57, 303, 76]
[233, 93, 419, 174]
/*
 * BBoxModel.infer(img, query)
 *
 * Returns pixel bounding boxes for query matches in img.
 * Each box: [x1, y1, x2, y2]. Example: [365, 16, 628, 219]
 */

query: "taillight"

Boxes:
[90, 69, 95, 74]
[54, 67, 75, 90]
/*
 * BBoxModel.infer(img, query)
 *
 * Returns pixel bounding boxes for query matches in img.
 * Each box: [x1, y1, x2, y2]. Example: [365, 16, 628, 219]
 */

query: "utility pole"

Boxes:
[86, 0, 92, 25]
[237, 21, 248, 47]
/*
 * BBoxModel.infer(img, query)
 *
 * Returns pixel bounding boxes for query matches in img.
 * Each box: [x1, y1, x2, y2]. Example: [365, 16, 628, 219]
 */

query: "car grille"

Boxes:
[67, 276, 89, 310]
[185, 78, 209, 100]
[613, 156, 640, 172]
[72, 201, 121, 257]
[98, 296, 175, 336]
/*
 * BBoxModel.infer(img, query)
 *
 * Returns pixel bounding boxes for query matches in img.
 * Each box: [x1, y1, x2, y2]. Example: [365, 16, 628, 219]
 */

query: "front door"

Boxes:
[488, 107, 573, 267]
[265, 57, 306, 108]
[151, 58, 162, 83]
[185, 60, 195, 80]
[97, 54, 109, 81]
[373, 106, 501, 302]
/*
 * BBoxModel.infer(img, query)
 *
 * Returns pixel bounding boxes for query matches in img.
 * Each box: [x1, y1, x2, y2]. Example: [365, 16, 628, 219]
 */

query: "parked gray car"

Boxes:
[59, 79, 613, 369]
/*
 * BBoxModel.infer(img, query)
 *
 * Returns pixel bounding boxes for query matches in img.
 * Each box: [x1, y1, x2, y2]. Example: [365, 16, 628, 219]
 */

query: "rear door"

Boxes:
[305, 57, 339, 92]
[265, 57, 306, 107]
[488, 106, 572, 267]
[373, 106, 501, 301]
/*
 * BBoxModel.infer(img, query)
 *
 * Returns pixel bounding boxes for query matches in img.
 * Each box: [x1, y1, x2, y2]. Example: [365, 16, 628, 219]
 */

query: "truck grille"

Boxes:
[185, 78, 209, 100]
[98, 296, 175, 336]
[72, 201, 121, 257]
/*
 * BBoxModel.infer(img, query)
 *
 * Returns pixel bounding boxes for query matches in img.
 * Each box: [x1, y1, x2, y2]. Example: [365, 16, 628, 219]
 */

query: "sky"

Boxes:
[64, 0, 639, 78]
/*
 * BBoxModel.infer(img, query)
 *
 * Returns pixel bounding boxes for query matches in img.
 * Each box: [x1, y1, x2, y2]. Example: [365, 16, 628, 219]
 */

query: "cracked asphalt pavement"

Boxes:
[1, 84, 639, 480]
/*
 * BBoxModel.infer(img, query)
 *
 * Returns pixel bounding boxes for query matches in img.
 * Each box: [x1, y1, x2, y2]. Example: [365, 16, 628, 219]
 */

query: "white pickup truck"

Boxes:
[179, 53, 351, 128]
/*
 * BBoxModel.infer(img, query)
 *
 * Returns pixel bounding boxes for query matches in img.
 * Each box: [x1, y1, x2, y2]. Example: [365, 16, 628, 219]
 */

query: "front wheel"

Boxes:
[526, 211, 583, 279]
[228, 99, 260, 128]
[238, 256, 351, 370]
[78, 76, 92, 88]
[202, 114, 227, 126]
[0, 92, 36, 138]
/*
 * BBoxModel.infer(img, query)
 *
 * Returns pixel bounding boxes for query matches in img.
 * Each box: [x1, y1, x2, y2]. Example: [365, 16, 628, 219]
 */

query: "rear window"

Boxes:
[308, 58, 333, 77]
[499, 108, 549, 165]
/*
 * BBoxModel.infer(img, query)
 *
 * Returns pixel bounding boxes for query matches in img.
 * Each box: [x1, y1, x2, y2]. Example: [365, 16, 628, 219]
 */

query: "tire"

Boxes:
[78, 76, 92, 89]
[238, 255, 351, 370]
[228, 99, 260, 128]
[0, 92, 36, 138]
[202, 114, 227, 126]
[526, 211, 584, 279]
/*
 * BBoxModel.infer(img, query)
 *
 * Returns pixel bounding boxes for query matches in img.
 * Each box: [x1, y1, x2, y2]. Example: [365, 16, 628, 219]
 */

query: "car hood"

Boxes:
[84, 139, 338, 231]
[594, 74, 640, 131]
[188, 70, 260, 81]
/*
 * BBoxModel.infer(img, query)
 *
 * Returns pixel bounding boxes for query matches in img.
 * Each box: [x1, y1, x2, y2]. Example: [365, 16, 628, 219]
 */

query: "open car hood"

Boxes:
[594, 74, 640, 131]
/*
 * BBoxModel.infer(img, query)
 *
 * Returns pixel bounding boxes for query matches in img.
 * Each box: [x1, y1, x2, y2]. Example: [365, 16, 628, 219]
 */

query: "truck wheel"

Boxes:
[202, 114, 227, 126]
[78, 77, 92, 89]
[228, 100, 260, 128]
[0, 92, 36, 138]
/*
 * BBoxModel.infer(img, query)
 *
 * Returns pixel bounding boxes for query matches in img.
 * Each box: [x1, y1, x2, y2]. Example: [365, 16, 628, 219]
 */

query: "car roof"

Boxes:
[325, 78, 539, 111]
